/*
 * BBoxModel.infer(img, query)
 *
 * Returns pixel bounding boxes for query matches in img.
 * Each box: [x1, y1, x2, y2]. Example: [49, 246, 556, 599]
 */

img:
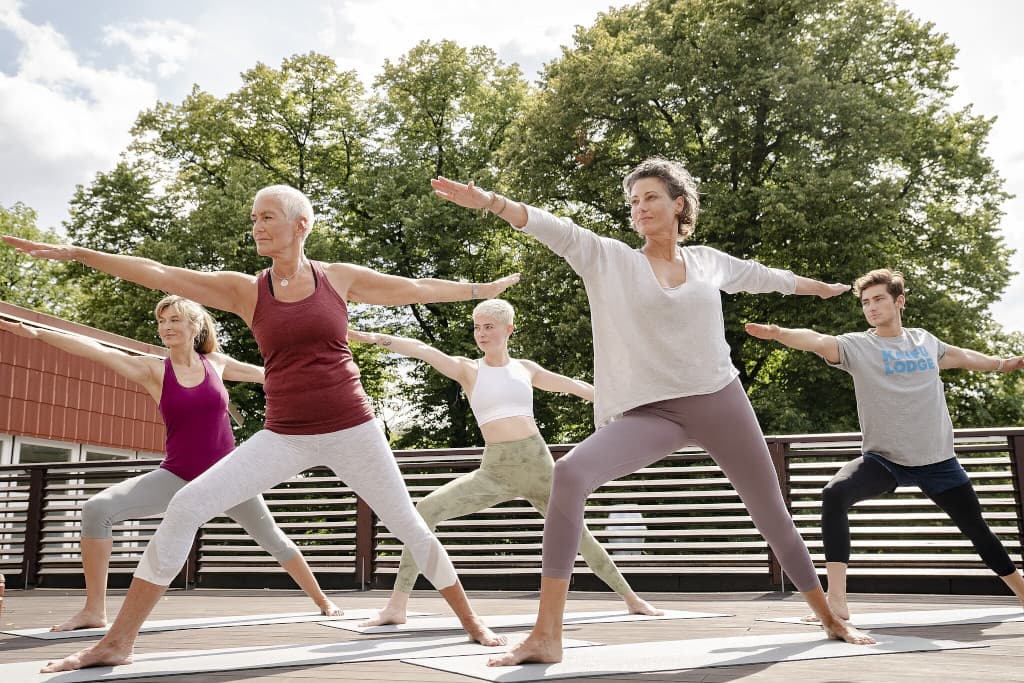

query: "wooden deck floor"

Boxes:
[1, 587, 1021, 682]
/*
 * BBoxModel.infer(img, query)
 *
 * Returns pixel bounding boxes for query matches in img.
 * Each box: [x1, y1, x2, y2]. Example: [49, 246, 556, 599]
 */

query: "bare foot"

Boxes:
[823, 619, 875, 645]
[358, 603, 408, 628]
[50, 609, 107, 632]
[461, 615, 506, 647]
[318, 599, 343, 617]
[801, 594, 850, 623]
[40, 642, 133, 672]
[488, 633, 562, 666]
[624, 595, 663, 616]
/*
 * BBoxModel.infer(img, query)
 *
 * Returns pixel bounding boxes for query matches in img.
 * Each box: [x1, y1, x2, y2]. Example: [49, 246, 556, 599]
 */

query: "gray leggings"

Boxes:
[543, 379, 820, 593]
[82, 467, 299, 563]
[394, 433, 631, 595]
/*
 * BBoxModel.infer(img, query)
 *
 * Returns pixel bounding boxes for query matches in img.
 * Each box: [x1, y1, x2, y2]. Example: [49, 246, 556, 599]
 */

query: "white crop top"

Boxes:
[468, 358, 535, 426]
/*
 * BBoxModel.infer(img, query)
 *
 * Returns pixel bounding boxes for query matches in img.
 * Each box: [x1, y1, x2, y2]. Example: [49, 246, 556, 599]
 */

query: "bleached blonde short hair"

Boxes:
[472, 299, 514, 327]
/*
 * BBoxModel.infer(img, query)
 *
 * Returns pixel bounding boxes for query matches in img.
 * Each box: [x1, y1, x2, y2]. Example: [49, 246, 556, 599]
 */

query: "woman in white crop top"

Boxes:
[350, 298, 660, 627]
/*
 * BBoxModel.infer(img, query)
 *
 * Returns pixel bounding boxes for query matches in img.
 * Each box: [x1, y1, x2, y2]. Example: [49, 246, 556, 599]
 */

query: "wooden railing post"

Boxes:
[1006, 435, 1024, 558]
[766, 439, 790, 589]
[22, 467, 45, 587]
[355, 496, 377, 589]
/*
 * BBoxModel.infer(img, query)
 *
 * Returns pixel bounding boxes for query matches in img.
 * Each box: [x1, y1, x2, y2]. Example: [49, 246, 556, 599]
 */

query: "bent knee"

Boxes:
[80, 495, 116, 538]
[821, 481, 854, 509]
[552, 456, 594, 498]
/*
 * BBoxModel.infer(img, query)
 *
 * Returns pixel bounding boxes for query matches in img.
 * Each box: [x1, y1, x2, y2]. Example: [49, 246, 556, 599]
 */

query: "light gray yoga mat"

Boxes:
[2, 609, 433, 640]
[2, 634, 596, 682]
[405, 632, 986, 682]
[759, 606, 1024, 629]
[321, 608, 728, 634]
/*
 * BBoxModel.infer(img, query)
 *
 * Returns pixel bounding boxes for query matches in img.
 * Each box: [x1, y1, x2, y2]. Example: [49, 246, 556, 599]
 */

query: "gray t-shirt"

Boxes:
[828, 328, 953, 466]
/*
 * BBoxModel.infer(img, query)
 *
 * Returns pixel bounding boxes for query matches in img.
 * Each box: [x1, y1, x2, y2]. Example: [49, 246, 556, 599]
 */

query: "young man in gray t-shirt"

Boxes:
[747, 268, 1024, 620]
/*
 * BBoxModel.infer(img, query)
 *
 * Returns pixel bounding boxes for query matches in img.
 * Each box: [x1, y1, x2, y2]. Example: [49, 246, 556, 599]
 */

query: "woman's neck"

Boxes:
[167, 344, 199, 366]
[642, 236, 679, 261]
[482, 348, 511, 366]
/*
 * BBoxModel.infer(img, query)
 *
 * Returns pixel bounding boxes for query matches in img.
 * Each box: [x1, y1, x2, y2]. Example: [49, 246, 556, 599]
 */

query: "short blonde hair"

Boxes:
[154, 295, 219, 354]
[853, 269, 906, 301]
[472, 299, 515, 327]
[622, 157, 700, 241]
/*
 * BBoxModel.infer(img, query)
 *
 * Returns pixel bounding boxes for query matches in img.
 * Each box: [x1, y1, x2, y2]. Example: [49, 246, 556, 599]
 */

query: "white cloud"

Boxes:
[102, 19, 198, 78]
[0, 5, 158, 229]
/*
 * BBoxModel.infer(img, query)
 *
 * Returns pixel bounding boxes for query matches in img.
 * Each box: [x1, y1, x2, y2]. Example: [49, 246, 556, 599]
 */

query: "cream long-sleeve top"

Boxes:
[521, 205, 797, 428]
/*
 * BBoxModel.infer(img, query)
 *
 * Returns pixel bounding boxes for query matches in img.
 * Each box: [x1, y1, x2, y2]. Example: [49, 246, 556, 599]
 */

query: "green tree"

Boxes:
[0, 203, 78, 316]
[340, 40, 530, 447]
[499, 0, 1015, 433]
[62, 54, 373, 438]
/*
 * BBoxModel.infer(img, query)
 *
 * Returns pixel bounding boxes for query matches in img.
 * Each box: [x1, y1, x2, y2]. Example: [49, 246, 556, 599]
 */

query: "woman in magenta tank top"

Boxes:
[0, 295, 340, 634]
[8, 184, 518, 673]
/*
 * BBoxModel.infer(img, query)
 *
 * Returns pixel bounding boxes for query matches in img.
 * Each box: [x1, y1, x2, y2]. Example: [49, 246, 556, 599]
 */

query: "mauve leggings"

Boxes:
[543, 379, 820, 592]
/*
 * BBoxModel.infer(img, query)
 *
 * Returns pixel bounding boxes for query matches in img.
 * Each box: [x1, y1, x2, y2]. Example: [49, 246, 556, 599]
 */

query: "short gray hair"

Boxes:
[254, 185, 315, 230]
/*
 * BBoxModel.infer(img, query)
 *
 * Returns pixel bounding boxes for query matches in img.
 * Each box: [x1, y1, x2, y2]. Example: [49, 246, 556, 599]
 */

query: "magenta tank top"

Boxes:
[251, 260, 374, 434]
[158, 354, 236, 481]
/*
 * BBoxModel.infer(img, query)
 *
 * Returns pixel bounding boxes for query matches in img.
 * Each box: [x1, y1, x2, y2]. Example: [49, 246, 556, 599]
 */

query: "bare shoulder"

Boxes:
[140, 354, 167, 383]
[321, 261, 361, 299]
[202, 351, 230, 369]
[516, 358, 543, 375]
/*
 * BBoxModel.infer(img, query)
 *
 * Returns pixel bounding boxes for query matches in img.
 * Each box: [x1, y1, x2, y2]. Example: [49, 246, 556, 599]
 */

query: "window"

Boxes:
[13, 437, 79, 464]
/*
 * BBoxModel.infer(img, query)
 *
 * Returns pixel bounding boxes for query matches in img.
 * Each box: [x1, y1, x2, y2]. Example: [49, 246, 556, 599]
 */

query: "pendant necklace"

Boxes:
[271, 259, 305, 287]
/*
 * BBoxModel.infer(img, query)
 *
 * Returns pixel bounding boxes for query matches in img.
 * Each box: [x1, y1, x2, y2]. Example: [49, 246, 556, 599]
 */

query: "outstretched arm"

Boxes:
[745, 322, 841, 364]
[348, 330, 473, 384]
[333, 263, 520, 307]
[431, 177, 529, 229]
[520, 360, 594, 402]
[793, 276, 850, 299]
[939, 346, 1024, 373]
[0, 319, 159, 391]
[2, 236, 255, 318]
[214, 353, 266, 384]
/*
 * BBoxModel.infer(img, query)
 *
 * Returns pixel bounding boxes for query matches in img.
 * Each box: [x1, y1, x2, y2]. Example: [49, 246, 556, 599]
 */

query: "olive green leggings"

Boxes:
[394, 433, 632, 595]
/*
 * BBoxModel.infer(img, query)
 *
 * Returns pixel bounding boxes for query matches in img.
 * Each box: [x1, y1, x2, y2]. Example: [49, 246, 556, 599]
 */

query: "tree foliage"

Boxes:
[8, 0, 1020, 444]
[499, 0, 1017, 433]
[0, 203, 73, 316]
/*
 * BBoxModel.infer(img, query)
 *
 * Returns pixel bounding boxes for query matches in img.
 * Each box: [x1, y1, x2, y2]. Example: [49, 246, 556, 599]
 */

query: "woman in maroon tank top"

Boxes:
[6, 185, 518, 673]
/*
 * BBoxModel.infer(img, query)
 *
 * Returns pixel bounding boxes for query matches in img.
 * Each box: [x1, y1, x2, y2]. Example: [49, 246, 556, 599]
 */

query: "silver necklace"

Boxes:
[271, 259, 305, 287]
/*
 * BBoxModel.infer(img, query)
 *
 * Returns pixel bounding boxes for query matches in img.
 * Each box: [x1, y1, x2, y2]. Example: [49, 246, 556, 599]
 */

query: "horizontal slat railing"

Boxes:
[1, 426, 1023, 592]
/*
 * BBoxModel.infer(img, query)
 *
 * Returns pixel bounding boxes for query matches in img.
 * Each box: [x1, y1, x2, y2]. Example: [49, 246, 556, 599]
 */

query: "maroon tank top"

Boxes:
[251, 260, 374, 434]
[158, 354, 236, 481]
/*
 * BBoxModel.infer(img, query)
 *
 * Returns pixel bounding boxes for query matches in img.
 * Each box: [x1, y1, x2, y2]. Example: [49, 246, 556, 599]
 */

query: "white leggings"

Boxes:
[82, 467, 298, 563]
[134, 420, 458, 590]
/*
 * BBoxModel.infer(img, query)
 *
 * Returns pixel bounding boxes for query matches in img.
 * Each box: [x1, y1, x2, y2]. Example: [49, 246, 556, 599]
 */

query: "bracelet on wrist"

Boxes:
[997, 358, 1006, 372]
[495, 195, 509, 217]
[471, 283, 480, 299]
[479, 191, 496, 217]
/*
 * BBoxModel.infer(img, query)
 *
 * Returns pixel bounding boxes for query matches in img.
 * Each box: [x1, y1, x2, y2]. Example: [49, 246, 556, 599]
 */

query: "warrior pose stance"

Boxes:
[353, 299, 660, 627]
[0, 296, 341, 631]
[4, 184, 518, 672]
[747, 268, 1024, 620]
[431, 157, 875, 665]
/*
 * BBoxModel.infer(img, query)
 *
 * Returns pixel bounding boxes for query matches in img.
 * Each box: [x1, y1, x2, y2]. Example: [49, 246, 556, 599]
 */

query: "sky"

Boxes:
[1, 0, 1022, 331]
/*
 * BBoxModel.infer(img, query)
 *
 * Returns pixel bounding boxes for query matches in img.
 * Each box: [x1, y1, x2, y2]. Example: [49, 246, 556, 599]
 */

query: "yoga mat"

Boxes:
[759, 606, 1024, 630]
[321, 608, 728, 634]
[1, 634, 596, 682]
[405, 632, 986, 681]
[2, 609, 434, 640]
